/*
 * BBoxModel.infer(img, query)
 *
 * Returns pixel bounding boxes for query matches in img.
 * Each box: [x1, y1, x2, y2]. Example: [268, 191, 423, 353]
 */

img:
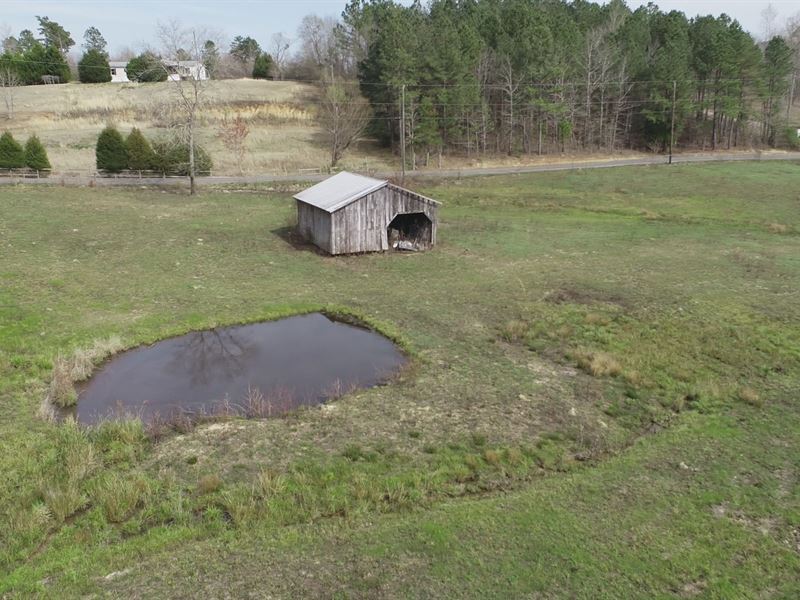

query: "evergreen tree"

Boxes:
[83, 26, 107, 54]
[230, 36, 262, 63]
[36, 16, 74, 54]
[24, 135, 51, 170]
[152, 139, 213, 175]
[126, 53, 167, 82]
[126, 128, 155, 171]
[78, 48, 111, 83]
[96, 126, 128, 172]
[0, 131, 25, 168]
[252, 53, 273, 79]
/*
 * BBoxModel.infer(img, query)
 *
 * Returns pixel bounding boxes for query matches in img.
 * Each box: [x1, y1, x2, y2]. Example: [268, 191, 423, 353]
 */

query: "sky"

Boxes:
[0, 0, 797, 58]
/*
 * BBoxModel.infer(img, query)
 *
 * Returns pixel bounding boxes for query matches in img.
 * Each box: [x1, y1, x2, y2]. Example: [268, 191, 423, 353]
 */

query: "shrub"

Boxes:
[96, 126, 128, 172]
[24, 135, 51, 171]
[126, 127, 155, 171]
[252, 53, 273, 79]
[126, 53, 167, 82]
[0, 131, 25, 168]
[152, 139, 213, 175]
[78, 48, 111, 83]
[576, 351, 622, 377]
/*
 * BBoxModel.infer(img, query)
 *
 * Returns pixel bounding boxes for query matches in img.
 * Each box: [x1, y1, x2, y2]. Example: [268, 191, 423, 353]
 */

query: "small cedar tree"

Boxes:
[152, 139, 213, 176]
[96, 126, 128, 172]
[0, 131, 25, 168]
[24, 135, 51, 170]
[78, 48, 111, 83]
[252, 53, 273, 79]
[126, 128, 155, 171]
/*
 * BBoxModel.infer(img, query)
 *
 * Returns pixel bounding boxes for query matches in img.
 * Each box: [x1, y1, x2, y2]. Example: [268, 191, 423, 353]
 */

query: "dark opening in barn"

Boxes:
[388, 212, 432, 251]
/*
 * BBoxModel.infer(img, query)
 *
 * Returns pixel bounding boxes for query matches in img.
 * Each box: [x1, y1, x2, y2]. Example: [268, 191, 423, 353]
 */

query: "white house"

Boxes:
[163, 60, 208, 81]
[109, 61, 130, 83]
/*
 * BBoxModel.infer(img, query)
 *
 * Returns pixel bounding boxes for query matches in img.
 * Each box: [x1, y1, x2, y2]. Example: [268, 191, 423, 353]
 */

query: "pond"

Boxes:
[74, 313, 407, 426]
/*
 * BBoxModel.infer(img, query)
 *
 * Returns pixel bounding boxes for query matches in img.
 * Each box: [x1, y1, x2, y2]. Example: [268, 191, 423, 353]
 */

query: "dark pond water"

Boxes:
[74, 313, 407, 425]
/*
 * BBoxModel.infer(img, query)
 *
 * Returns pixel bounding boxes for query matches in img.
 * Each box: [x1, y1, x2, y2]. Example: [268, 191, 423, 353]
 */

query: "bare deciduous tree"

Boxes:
[157, 20, 222, 194]
[217, 113, 250, 174]
[0, 66, 19, 120]
[269, 33, 292, 80]
[318, 79, 371, 168]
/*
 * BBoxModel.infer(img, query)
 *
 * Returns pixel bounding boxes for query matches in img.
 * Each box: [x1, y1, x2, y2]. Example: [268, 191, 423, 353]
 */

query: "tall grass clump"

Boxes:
[46, 336, 124, 410]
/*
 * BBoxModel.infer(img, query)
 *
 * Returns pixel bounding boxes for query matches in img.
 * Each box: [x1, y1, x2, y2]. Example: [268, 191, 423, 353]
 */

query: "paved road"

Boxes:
[1, 151, 798, 188]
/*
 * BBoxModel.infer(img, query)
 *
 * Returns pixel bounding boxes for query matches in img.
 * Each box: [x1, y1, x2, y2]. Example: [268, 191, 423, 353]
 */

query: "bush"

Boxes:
[0, 131, 25, 168]
[78, 48, 111, 83]
[24, 135, 51, 170]
[126, 128, 155, 171]
[126, 53, 167, 82]
[96, 126, 128, 172]
[252, 53, 273, 79]
[152, 139, 213, 175]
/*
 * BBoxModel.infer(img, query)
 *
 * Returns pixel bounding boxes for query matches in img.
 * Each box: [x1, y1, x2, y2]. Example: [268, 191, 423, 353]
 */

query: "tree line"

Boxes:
[308, 0, 797, 162]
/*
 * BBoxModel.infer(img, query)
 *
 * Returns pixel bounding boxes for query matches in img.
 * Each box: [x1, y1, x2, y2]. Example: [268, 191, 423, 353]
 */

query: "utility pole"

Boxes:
[669, 80, 676, 165]
[400, 83, 406, 184]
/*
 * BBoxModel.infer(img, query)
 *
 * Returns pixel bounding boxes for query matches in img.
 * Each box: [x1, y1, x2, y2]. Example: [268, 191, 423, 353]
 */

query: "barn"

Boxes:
[294, 172, 439, 255]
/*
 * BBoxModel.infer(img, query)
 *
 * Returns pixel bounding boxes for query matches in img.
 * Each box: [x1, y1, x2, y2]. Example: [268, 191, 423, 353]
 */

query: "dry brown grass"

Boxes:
[738, 386, 763, 407]
[198, 474, 223, 495]
[46, 336, 124, 409]
[767, 223, 790, 234]
[576, 351, 622, 377]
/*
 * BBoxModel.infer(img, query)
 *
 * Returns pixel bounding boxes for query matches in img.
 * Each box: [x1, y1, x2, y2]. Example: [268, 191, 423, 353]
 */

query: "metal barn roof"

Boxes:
[294, 171, 388, 213]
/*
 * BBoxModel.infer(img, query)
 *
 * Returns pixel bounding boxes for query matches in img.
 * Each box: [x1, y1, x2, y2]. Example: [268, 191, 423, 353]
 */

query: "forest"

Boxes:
[307, 0, 800, 162]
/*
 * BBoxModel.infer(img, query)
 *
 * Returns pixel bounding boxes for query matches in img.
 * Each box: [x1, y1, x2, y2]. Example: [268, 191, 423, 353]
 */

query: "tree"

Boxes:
[78, 48, 111, 83]
[201, 40, 219, 76]
[252, 53, 273, 79]
[318, 79, 371, 167]
[230, 36, 261, 63]
[36, 16, 74, 54]
[24, 135, 50, 170]
[269, 33, 292, 80]
[126, 127, 155, 171]
[217, 113, 250, 173]
[17, 30, 37, 53]
[126, 53, 167, 82]
[0, 64, 20, 119]
[762, 36, 793, 144]
[0, 131, 25, 168]
[157, 20, 219, 194]
[83, 26, 107, 53]
[152, 138, 213, 175]
[96, 126, 128, 172]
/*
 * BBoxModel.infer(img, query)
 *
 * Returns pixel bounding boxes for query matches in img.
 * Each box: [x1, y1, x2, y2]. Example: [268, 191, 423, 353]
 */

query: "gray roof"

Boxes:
[109, 61, 128, 68]
[294, 172, 388, 213]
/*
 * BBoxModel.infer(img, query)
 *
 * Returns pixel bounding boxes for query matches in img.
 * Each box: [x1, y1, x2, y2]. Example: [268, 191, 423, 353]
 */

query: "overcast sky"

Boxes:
[0, 0, 797, 58]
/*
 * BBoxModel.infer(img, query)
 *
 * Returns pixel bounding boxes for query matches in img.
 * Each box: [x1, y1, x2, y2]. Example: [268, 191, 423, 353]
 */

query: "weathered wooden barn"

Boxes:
[294, 172, 439, 255]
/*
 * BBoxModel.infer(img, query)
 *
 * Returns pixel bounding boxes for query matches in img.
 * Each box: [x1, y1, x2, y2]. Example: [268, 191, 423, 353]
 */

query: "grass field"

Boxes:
[1, 162, 799, 596]
[2, 79, 397, 176]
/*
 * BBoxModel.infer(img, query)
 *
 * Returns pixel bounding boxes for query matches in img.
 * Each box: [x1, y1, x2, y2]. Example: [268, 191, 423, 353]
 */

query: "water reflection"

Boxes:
[75, 313, 407, 425]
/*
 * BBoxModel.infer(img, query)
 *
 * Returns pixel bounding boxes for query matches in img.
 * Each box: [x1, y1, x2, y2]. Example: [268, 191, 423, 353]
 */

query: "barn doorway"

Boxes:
[387, 212, 432, 251]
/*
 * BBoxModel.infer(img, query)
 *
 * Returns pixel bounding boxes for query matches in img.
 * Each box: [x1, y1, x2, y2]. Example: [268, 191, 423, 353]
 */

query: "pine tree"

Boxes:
[24, 135, 51, 171]
[96, 126, 128, 172]
[78, 48, 111, 83]
[126, 128, 154, 171]
[0, 131, 25, 168]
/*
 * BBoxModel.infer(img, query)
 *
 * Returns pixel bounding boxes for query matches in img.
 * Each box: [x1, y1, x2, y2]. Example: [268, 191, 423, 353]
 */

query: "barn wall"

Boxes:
[296, 201, 332, 253]
[330, 186, 438, 255]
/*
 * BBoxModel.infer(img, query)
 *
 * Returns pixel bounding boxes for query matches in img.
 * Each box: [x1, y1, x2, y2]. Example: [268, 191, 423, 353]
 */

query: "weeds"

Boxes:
[575, 351, 622, 377]
[92, 473, 152, 523]
[198, 474, 223, 495]
[738, 387, 763, 407]
[45, 337, 124, 409]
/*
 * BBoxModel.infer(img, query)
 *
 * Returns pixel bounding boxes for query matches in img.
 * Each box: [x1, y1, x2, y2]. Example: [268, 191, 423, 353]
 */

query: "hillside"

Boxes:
[2, 79, 396, 176]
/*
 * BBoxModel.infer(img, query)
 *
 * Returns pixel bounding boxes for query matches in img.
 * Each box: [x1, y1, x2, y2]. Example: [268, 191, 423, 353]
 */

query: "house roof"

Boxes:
[109, 61, 128, 68]
[294, 171, 388, 213]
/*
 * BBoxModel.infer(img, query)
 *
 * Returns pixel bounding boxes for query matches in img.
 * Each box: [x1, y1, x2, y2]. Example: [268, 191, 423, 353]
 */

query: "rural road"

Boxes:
[1, 151, 798, 188]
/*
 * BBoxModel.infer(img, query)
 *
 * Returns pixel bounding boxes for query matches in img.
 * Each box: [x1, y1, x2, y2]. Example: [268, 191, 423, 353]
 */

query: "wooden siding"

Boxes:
[330, 186, 438, 255]
[296, 184, 438, 255]
[296, 201, 332, 253]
